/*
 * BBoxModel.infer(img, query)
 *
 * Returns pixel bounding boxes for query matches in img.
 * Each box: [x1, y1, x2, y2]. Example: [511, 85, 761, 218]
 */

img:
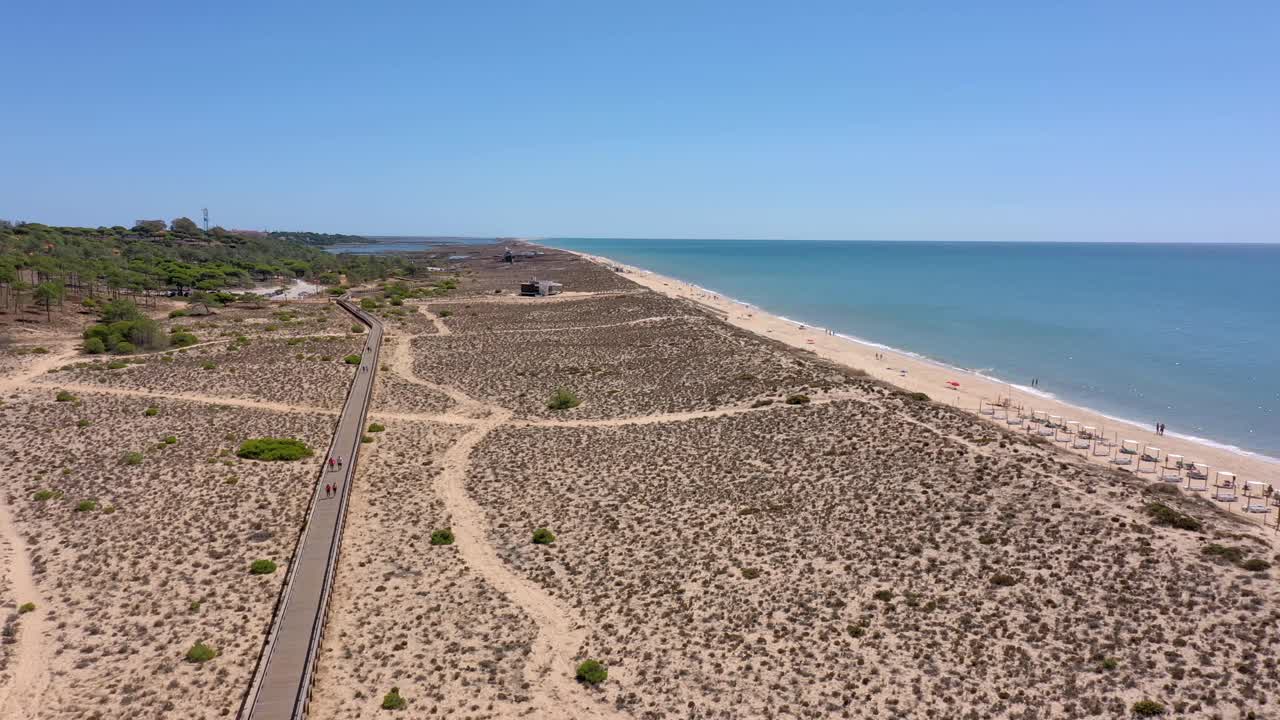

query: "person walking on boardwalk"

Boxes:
[328, 457, 335, 471]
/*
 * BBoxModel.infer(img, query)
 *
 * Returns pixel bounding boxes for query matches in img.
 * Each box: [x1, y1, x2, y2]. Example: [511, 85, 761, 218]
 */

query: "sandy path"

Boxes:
[434, 411, 623, 719]
[0, 498, 51, 719]
[385, 335, 489, 418]
[517, 389, 870, 428]
[424, 290, 646, 306]
[384, 326, 621, 717]
[0, 343, 78, 393]
[484, 314, 699, 335]
[27, 382, 340, 417]
[410, 303, 451, 335]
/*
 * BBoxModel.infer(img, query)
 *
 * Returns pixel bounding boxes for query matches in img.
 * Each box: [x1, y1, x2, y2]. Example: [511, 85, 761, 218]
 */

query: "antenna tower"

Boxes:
[202, 208, 209, 232]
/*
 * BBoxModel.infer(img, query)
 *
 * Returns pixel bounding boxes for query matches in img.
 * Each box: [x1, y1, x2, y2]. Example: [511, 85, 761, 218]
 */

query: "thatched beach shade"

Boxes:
[1061, 420, 1081, 446]
[1213, 471, 1238, 505]
[1185, 462, 1209, 491]
[993, 404, 1008, 421]
[1138, 446, 1161, 473]
[1006, 409, 1025, 426]
[1033, 411, 1054, 436]
[1161, 454, 1184, 483]
[1119, 439, 1140, 455]
[1244, 481, 1269, 514]
[979, 398, 996, 416]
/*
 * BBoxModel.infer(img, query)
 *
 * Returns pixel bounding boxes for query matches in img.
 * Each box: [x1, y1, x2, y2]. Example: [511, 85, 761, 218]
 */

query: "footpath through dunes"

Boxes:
[0, 497, 50, 720]
[240, 297, 383, 720]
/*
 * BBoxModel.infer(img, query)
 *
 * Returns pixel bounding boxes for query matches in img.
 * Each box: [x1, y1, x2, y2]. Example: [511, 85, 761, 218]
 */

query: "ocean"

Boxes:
[539, 239, 1280, 459]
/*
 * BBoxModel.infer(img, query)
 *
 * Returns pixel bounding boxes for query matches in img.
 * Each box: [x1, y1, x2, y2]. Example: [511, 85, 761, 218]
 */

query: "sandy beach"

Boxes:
[562, 248, 1280, 493]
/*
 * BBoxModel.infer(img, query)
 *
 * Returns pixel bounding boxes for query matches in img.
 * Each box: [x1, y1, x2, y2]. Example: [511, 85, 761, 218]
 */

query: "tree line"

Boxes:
[0, 220, 413, 322]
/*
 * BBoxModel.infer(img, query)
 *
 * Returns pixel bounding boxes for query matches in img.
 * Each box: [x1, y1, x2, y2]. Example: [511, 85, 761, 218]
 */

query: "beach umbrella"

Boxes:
[947, 381, 960, 388]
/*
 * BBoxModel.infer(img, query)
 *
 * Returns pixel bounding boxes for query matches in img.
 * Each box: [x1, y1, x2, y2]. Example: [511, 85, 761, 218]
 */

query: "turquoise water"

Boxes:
[541, 239, 1280, 459]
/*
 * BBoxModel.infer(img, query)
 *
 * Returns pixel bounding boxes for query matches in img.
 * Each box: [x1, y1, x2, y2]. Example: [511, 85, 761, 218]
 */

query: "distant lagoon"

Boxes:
[323, 237, 496, 255]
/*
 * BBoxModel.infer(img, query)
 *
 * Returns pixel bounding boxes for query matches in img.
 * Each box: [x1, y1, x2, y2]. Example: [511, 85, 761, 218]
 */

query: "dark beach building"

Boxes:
[519, 278, 563, 297]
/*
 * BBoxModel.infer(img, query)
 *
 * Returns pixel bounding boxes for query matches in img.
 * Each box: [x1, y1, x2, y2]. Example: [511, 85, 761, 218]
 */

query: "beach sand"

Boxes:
[565, 249, 1280, 492]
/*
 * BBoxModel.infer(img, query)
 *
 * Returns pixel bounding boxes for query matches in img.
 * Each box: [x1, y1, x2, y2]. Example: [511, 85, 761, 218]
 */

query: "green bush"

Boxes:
[361, 435, 373, 443]
[107, 361, 127, 370]
[185, 642, 217, 663]
[171, 331, 198, 348]
[236, 438, 313, 461]
[1202, 544, 1245, 564]
[990, 573, 1018, 587]
[249, 559, 278, 575]
[55, 390, 76, 402]
[76, 418, 91, 427]
[200, 361, 217, 370]
[381, 686, 407, 710]
[575, 659, 608, 685]
[368, 422, 385, 432]
[1241, 558, 1270, 572]
[116, 341, 136, 354]
[1099, 656, 1118, 671]
[75, 499, 98, 512]
[350, 324, 365, 333]
[144, 406, 159, 417]
[1131, 700, 1166, 717]
[32, 489, 59, 501]
[547, 389, 581, 410]
[430, 528, 455, 546]
[168, 309, 188, 318]
[83, 337, 106, 354]
[740, 567, 761, 579]
[1144, 502, 1202, 531]
[360, 297, 379, 310]
[784, 394, 810, 405]
[18, 602, 35, 614]
[344, 354, 362, 365]
[532, 528, 556, 545]
[163, 435, 177, 445]
[121, 451, 144, 466]
[872, 590, 894, 602]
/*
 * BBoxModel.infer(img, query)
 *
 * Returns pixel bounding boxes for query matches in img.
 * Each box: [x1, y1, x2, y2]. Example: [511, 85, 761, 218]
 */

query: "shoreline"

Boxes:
[549, 244, 1280, 487]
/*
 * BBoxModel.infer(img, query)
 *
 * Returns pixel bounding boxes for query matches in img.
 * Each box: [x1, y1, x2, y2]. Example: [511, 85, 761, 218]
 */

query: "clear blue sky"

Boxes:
[3, 1, 1276, 241]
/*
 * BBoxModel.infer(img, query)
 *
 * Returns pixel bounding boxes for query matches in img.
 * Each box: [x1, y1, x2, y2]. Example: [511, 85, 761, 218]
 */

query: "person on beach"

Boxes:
[337, 455, 343, 467]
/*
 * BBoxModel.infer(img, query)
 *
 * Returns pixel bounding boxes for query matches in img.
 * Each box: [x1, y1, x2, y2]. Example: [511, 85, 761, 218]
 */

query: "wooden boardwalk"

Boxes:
[238, 297, 383, 720]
